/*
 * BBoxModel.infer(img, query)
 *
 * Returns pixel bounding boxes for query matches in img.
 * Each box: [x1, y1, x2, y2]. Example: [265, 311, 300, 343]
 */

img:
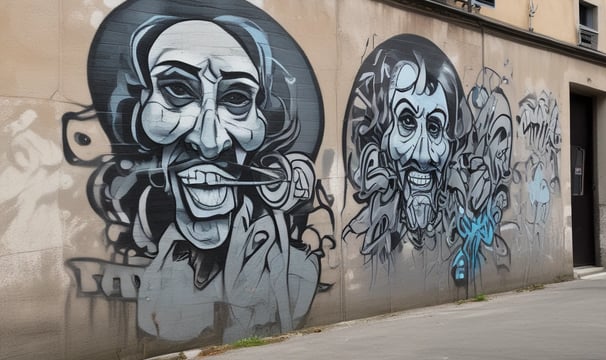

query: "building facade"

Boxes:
[1, 0, 605, 358]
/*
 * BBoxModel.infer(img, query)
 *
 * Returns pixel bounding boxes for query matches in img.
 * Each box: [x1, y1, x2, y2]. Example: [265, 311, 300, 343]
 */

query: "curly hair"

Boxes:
[64, 0, 326, 265]
[343, 34, 472, 261]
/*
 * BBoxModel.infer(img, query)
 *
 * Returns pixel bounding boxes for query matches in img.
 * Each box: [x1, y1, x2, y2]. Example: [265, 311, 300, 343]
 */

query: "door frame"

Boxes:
[570, 84, 603, 267]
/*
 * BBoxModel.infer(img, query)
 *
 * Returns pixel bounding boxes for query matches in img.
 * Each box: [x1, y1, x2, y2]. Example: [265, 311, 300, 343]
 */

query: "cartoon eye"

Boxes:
[166, 83, 192, 97]
[220, 90, 253, 116]
[427, 116, 443, 138]
[397, 110, 416, 134]
[158, 81, 198, 107]
[221, 91, 251, 107]
[74, 132, 91, 146]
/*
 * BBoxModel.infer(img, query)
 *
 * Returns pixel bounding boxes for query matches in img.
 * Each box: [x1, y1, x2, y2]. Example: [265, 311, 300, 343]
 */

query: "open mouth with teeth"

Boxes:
[169, 158, 287, 219]
[407, 170, 434, 190]
[176, 164, 237, 218]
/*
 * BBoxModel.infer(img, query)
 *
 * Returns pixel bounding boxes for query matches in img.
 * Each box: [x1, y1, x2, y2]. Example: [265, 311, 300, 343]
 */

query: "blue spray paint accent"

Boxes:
[452, 203, 497, 284]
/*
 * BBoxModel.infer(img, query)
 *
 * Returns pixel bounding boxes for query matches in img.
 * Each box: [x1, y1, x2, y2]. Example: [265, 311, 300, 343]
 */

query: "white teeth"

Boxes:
[408, 171, 432, 186]
[176, 165, 233, 208]
[194, 171, 205, 184]
[178, 164, 234, 185]
[206, 173, 218, 185]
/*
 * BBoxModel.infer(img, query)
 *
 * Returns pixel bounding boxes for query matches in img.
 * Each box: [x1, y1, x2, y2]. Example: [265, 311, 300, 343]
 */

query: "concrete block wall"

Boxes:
[1, 0, 605, 359]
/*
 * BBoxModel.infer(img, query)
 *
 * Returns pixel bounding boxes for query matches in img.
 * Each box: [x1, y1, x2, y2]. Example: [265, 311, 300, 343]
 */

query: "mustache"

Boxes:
[399, 159, 442, 173]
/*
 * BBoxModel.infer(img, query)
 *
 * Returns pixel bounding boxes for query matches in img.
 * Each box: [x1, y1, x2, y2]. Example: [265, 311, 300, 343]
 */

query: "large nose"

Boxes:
[412, 131, 432, 170]
[185, 98, 232, 159]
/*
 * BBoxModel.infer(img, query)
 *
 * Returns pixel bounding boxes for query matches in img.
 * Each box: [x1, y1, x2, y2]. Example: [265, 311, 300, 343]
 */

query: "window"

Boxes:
[472, 0, 495, 8]
[580, 1, 597, 30]
[579, 1, 598, 49]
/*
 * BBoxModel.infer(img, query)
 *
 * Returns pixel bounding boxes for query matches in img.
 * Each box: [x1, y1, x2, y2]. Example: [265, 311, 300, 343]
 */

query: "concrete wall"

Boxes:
[1, 0, 604, 359]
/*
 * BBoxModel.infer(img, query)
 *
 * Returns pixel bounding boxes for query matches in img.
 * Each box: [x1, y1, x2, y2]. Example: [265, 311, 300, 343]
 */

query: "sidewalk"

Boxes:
[152, 271, 606, 360]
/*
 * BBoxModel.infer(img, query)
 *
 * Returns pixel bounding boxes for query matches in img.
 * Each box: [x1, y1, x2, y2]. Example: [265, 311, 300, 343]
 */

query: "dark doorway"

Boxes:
[570, 93, 596, 266]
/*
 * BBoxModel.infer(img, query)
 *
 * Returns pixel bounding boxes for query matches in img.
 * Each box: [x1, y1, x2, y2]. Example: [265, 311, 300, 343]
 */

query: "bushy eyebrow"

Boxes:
[220, 70, 259, 84]
[394, 98, 421, 117]
[155, 61, 201, 80]
[427, 108, 446, 119]
[152, 64, 259, 88]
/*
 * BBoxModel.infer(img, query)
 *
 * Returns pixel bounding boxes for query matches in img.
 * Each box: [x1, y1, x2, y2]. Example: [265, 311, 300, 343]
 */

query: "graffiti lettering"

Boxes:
[513, 91, 560, 243]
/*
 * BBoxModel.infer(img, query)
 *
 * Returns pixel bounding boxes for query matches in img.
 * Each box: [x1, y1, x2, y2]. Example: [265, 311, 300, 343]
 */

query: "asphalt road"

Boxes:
[191, 273, 606, 360]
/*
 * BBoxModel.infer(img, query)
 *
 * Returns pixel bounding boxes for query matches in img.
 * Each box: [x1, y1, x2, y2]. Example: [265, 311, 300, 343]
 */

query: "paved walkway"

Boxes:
[153, 271, 606, 360]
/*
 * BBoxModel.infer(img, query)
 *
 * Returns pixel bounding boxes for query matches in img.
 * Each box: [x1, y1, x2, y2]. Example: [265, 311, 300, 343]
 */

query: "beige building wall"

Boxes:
[1, 0, 605, 359]
[469, 0, 606, 52]
[443, 0, 606, 52]
[479, 0, 577, 42]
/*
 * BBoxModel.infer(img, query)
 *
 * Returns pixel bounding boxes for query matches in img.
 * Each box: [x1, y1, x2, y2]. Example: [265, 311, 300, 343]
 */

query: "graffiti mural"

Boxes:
[512, 91, 561, 243]
[446, 68, 513, 287]
[342, 34, 513, 288]
[62, 0, 332, 343]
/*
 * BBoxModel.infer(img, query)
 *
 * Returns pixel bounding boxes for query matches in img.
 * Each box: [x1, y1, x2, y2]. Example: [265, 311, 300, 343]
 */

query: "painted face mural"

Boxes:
[343, 35, 472, 255]
[343, 35, 513, 289]
[62, 0, 332, 343]
[387, 62, 451, 231]
[141, 20, 266, 249]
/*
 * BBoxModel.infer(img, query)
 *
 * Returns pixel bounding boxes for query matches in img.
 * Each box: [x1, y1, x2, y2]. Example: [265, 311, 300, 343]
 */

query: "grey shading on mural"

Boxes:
[61, 0, 333, 343]
[512, 91, 560, 243]
[342, 35, 473, 261]
[446, 68, 513, 288]
[342, 34, 513, 289]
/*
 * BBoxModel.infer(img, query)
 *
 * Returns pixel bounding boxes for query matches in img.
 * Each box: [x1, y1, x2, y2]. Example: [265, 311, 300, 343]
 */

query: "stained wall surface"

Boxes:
[0, 0, 603, 359]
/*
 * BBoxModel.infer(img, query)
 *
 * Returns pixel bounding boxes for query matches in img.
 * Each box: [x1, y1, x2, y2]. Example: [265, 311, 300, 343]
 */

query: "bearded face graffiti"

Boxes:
[343, 35, 513, 289]
[386, 61, 450, 231]
[343, 35, 472, 258]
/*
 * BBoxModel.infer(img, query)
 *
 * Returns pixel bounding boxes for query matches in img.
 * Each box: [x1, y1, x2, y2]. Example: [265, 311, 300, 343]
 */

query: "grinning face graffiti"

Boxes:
[386, 62, 450, 230]
[344, 35, 474, 260]
[65, 0, 328, 344]
[139, 20, 267, 249]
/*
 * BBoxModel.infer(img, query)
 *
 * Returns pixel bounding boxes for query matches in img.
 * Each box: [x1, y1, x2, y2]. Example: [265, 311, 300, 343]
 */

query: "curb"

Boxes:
[573, 266, 605, 279]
